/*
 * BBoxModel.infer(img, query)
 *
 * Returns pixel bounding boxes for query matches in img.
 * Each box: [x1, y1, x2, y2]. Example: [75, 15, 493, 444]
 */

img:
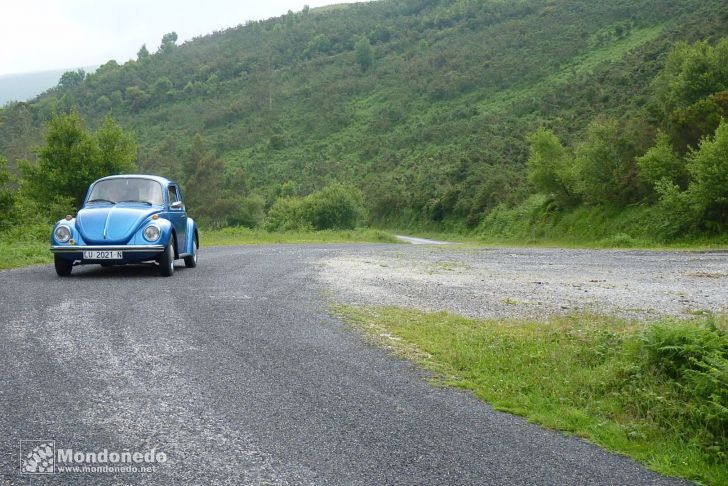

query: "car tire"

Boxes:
[159, 241, 175, 277]
[184, 235, 198, 268]
[54, 255, 73, 277]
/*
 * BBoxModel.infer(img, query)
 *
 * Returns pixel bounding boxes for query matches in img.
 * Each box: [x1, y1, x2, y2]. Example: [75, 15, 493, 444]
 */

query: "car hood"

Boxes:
[76, 205, 159, 244]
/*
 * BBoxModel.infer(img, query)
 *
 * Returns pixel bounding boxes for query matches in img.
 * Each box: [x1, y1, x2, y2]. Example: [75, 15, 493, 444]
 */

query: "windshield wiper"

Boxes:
[87, 198, 116, 204]
[118, 200, 152, 205]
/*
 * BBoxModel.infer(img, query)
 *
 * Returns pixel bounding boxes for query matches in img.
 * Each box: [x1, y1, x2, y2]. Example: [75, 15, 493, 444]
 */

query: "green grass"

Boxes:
[0, 239, 52, 270]
[337, 306, 728, 485]
[201, 227, 398, 247]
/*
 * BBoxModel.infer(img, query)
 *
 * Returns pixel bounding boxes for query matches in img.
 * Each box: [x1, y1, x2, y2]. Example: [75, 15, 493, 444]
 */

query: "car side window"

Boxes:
[168, 186, 178, 205]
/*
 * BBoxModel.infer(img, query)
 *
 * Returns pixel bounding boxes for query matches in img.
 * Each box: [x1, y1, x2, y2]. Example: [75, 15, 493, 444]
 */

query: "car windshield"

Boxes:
[87, 178, 164, 206]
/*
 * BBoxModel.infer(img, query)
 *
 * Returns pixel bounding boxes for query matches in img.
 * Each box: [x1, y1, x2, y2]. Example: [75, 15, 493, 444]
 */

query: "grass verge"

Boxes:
[336, 306, 728, 485]
[201, 227, 398, 247]
[389, 229, 728, 251]
[0, 238, 52, 270]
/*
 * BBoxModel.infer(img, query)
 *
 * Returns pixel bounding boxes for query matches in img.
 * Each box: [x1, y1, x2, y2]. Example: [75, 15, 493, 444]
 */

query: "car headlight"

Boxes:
[143, 225, 161, 241]
[54, 225, 71, 243]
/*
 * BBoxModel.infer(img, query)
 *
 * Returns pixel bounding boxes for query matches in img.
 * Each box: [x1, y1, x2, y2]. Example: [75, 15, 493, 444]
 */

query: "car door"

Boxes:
[167, 184, 187, 253]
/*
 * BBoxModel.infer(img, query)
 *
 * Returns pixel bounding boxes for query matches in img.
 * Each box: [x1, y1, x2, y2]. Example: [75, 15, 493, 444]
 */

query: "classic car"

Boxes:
[50, 175, 198, 277]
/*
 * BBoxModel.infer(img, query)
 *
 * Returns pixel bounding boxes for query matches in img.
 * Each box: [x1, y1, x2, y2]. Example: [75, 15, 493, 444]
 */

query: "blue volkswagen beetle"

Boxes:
[50, 175, 198, 277]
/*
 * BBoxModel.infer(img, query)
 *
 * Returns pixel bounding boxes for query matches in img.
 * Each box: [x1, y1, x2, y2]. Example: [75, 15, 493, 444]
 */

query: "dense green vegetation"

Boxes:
[1, 0, 727, 243]
[340, 306, 728, 484]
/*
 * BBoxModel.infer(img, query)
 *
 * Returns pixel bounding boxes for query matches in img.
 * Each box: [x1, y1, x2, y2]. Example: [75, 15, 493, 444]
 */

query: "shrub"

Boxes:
[228, 194, 265, 228]
[263, 197, 308, 231]
[653, 179, 699, 237]
[264, 184, 365, 231]
[302, 184, 365, 230]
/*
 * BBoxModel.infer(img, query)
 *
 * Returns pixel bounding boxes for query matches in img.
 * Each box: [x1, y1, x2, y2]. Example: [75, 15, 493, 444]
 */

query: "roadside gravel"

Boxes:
[318, 245, 728, 320]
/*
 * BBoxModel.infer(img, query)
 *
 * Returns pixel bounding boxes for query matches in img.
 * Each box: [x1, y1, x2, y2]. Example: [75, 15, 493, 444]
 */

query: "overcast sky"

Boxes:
[0, 0, 362, 76]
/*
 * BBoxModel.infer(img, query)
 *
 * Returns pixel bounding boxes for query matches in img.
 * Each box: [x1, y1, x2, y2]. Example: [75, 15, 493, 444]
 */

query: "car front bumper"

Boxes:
[50, 245, 166, 254]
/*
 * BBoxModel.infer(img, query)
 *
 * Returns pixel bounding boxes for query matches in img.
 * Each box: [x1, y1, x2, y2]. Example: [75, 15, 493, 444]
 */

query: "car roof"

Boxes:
[92, 174, 175, 186]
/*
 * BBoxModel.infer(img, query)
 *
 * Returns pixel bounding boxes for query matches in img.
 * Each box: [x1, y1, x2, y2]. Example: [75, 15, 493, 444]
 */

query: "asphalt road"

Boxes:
[0, 245, 690, 485]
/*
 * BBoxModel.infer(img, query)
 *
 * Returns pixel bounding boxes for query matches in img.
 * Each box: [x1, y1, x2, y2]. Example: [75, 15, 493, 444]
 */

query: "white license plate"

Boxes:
[83, 250, 123, 260]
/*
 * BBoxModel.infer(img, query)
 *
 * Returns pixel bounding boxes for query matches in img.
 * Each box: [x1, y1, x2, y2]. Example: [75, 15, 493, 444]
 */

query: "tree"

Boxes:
[355, 36, 373, 72]
[304, 34, 332, 58]
[526, 128, 578, 205]
[153, 76, 174, 100]
[159, 32, 178, 54]
[653, 39, 728, 151]
[58, 69, 85, 89]
[685, 119, 728, 228]
[636, 132, 687, 190]
[574, 119, 642, 205]
[125, 86, 150, 112]
[95, 95, 112, 112]
[95, 117, 137, 176]
[21, 112, 136, 208]
[182, 135, 226, 223]
[137, 44, 150, 61]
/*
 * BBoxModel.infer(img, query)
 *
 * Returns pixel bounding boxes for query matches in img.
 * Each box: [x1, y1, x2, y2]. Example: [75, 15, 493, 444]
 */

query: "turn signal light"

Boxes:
[65, 214, 72, 221]
[69, 239, 75, 245]
[152, 214, 159, 220]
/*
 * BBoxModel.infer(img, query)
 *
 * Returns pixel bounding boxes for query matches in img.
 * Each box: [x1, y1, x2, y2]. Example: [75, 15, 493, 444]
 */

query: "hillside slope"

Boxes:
[1, 0, 727, 229]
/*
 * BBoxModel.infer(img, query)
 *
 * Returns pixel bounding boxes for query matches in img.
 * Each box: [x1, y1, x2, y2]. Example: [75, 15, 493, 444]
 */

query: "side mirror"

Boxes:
[170, 201, 184, 210]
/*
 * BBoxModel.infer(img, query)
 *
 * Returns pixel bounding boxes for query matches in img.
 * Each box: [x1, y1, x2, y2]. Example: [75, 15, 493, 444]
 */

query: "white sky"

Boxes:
[0, 0, 362, 76]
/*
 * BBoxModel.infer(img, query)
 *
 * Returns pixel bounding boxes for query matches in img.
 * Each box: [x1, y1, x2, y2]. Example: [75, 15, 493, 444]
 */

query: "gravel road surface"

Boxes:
[0, 244, 705, 485]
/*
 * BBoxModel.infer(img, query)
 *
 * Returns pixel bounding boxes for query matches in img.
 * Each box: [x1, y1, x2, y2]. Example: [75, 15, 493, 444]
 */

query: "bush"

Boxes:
[477, 194, 551, 240]
[653, 179, 699, 237]
[264, 184, 365, 231]
[228, 194, 265, 228]
[263, 197, 308, 231]
[300, 184, 365, 230]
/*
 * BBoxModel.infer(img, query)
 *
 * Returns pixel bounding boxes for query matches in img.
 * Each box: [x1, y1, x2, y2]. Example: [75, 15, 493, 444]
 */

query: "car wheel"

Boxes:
[184, 236, 198, 268]
[159, 241, 175, 277]
[54, 255, 73, 277]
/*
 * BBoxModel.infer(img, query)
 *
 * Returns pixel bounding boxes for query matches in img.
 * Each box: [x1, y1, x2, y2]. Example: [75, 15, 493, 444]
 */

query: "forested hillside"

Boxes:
[1, 0, 727, 240]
